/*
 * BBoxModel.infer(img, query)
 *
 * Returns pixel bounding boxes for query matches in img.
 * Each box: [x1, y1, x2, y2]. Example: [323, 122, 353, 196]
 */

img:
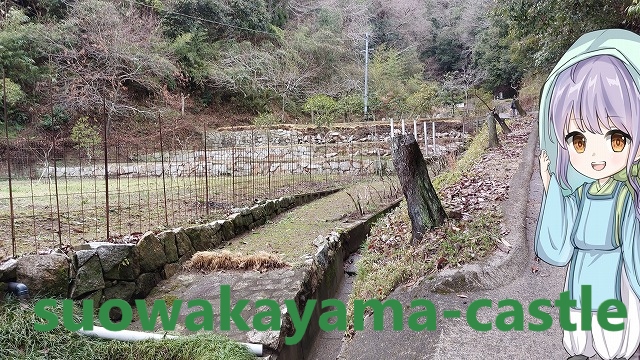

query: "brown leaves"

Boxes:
[441, 176, 510, 217]
[436, 256, 448, 269]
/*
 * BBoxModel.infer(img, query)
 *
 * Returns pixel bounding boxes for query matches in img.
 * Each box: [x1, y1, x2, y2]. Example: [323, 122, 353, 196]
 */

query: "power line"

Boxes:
[130, 0, 276, 37]
[130, 0, 365, 45]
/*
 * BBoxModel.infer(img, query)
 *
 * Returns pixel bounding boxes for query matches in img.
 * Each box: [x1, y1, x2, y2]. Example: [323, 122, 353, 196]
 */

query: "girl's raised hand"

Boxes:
[539, 150, 551, 193]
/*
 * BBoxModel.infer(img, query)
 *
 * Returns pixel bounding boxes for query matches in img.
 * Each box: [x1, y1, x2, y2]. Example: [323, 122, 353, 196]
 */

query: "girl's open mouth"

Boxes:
[591, 161, 606, 171]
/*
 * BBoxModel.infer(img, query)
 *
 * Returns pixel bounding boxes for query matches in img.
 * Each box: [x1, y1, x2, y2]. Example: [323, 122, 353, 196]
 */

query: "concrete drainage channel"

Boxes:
[277, 198, 402, 360]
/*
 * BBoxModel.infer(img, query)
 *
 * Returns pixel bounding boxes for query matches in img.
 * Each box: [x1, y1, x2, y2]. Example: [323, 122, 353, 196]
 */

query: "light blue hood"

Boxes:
[538, 29, 640, 196]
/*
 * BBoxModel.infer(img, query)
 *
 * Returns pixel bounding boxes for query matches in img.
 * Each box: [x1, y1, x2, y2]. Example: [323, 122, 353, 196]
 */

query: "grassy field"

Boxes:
[0, 171, 367, 259]
[0, 298, 253, 360]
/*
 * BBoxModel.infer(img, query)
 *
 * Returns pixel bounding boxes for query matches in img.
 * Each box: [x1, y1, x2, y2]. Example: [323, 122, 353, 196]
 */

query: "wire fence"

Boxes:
[0, 123, 398, 259]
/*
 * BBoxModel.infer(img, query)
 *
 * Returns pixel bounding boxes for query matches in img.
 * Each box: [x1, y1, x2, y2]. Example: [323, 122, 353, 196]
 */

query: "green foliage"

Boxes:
[303, 94, 338, 126]
[164, 0, 270, 41]
[629, 0, 640, 16]
[472, 22, 522, 92]
[439, 72, 464, 115]
[422, 29, 465, 74]
[494, 0, 633, 73]
[337, 94, 364, 121]
[253, 112, 280, 127]
[405, 82, 439, 117]
[0, 77, 26, 107]
[70, 117, 100, 156]
[170, 31, 214, 85]
[369, 45, 423, 116]
[0, 9, 48, 90]
[39, 105, 69, 131]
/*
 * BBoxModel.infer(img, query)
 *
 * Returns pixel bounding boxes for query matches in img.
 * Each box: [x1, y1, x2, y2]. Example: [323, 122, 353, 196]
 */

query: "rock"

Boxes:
[184, 224, 222, 251]
[313, 235, 328, 247]
[102, 281, 136, 320]
[343, 253, 361, 275]
[218, 220, 235, 242]
[264, 200, 277, 217]
[98, 244, 139, 281]
[78, 289, 103, 309]
[250, 205, 266, 222]
[163, 263, 182, 279]
[207, 221, 222, 233]
[17, 254, 69, 297]
[241, 214, 253, 229]
[227, 213, 246, 232]
[70, 255, 105, 299]
[134, 272, 161, 299]
[75, 249, 97, 268]
[246, 329, 281, 350]
[315, 243, 330, 270]
[135, 231, 167, 273]
[174, 229, 195, 258]
[158, 231, 179, 263]
[0, 258, 18, 282]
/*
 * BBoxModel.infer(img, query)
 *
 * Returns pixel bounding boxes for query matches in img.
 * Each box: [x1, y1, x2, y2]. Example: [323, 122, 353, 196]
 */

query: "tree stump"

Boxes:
[487, 113, 500, 148]
[515, 100, 527, 116]
[391, 134, 447, 244]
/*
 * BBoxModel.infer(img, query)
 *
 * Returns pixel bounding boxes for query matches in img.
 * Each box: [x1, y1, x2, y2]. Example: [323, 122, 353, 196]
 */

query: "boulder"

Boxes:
[163, 263, 182, 279]
[250, 204, 266, 222]
[264, 200, 277, 217]
[75, 250, 97, 268]
[0, 258, 18, 282]
[184, 224, 222, 251]
[174, 229, 195, 258]
[102, 281, 136, 320]
[135, 231, 167, 273]
[17, 254, 69, 297]
[98, 244, 139, 281]
[157, 230, 179, 263]
[134, 272, 162, 299]
[246, 329, 280, 350]
[216, 220, 235, 242]
[70, 255, 105, 299]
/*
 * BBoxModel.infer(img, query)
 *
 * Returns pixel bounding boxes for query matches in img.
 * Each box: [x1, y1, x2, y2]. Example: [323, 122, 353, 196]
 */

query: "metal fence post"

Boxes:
[103, 100, 110, 241]
[52, 138, 62, 248]
[158, 114, 168, 226]
[2, 69, 16, 257]
[203, 121, 209, 216]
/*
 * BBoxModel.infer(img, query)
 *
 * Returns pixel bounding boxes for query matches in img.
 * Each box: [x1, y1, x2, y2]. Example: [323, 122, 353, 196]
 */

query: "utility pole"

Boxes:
[364, 32, 369, 120]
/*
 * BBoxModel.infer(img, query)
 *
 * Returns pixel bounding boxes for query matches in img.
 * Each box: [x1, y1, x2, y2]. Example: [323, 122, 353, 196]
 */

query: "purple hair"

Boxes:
[549, 54, 640, 219]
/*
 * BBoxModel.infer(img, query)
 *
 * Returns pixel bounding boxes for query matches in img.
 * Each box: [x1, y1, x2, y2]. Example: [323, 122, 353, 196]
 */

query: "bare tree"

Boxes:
[44, 0, 176, 133]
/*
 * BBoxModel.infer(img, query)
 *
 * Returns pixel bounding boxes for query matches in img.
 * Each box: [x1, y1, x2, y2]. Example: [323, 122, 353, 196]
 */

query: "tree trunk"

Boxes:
[487, 114, 500, 148]
[392, 134, 447, 244]
[492, 109, 511, 134]
[515, 100, 526, 116]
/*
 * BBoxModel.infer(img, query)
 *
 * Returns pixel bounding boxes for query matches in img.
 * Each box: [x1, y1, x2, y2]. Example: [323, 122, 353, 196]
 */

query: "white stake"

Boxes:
[432, 122, 436, 153]
[390, 118, 394, 138]
[401, 119, 406, 134]
[423, 122, 428, 155]
[413, 119, 417, 140]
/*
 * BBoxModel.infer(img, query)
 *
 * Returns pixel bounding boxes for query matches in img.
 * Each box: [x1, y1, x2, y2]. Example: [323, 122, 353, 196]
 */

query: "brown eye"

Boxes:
[611, 133, 627, 152]
[572, 134, 586, 153]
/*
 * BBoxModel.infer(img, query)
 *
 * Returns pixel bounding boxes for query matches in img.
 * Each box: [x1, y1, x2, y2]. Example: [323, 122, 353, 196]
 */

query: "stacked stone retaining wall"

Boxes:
[0, 189, 340, 312]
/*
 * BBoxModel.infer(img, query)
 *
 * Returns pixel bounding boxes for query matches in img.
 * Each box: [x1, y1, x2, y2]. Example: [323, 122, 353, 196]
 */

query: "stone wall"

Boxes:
[274, 199, 402, 359]
[0, 189, 340, 311]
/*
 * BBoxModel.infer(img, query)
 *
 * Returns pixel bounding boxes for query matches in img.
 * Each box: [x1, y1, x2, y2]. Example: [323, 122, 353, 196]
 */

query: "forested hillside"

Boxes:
[1, 0, 639, 140]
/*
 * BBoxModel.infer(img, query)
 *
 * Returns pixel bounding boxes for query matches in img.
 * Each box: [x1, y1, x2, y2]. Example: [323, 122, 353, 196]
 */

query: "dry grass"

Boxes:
[185, 250, 290, 272]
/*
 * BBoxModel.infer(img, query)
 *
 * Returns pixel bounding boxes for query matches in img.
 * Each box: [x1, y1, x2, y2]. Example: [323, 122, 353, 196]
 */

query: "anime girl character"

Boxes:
[536, 29, 640, 360]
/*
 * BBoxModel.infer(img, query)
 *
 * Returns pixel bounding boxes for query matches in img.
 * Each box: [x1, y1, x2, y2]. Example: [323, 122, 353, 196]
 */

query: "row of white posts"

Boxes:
[388, 118, 437, 155]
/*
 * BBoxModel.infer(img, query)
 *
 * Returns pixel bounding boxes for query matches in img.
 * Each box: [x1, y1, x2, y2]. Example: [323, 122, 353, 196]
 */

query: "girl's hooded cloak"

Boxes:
[539, 29, 640, 196]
